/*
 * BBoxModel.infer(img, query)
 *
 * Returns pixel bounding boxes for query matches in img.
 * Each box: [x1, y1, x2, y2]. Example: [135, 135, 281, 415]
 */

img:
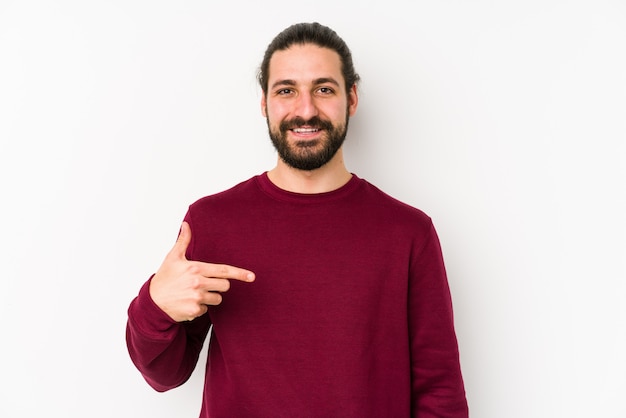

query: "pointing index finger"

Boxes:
[194, 261, 255, 282]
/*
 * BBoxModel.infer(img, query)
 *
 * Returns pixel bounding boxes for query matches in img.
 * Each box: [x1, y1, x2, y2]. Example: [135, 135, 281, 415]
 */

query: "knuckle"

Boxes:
[187, 264, 200, 275]
[186, 307, 200, 319]
[188, 302, 208, 318]
[190, 292, 203, 304]
[189, 276, 202, 290]
[218, 264, 230, 276]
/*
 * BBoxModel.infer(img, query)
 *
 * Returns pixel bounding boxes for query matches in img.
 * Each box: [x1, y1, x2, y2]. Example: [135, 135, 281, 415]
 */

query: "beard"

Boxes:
[267, 112, 350, 171]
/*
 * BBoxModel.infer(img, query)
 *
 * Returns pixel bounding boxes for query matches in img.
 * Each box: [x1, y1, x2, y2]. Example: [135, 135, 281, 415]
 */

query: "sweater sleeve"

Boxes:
[409, 223, 469, 417]
[125, 277, 212, 392]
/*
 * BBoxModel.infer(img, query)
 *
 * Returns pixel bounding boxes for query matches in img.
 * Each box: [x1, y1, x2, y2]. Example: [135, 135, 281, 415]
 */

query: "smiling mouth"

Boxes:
[292, 127, 321, 134]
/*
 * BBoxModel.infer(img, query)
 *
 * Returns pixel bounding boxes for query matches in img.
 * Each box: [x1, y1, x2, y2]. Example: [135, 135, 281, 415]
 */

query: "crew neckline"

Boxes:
[255, 171, 362, 204]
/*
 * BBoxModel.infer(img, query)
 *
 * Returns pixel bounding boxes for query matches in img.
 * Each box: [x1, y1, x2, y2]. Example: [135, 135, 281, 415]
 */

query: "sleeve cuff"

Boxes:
[127, 276, 179, 339]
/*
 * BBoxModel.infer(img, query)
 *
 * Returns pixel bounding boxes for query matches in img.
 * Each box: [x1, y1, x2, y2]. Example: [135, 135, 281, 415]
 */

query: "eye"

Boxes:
[276, 88, 293, 95]
[317, 87, 334, 95]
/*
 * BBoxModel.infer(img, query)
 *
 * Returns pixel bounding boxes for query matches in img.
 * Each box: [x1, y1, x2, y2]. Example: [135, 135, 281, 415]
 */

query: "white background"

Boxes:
[1, 1, 625, 417]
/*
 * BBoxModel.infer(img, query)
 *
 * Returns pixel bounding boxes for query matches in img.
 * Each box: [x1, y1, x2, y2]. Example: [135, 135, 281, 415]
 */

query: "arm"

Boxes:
[125, 221, 255, 391]
[409, 224, 469, 417]
[126, 278, 211, 391]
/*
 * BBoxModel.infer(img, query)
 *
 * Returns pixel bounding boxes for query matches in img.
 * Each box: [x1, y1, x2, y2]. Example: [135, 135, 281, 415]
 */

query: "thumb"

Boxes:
[170, 221, 192, 260]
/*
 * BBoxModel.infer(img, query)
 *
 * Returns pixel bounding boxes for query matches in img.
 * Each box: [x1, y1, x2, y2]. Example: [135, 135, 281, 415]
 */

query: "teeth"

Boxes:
[293, 128, 319, 133]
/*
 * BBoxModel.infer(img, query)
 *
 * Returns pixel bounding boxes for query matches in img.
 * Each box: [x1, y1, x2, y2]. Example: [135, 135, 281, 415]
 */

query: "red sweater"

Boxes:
[126, 173, 468, 417]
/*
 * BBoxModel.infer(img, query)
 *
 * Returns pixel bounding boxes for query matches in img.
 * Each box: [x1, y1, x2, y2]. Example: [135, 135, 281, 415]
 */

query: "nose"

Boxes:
[294, 92, 318, 120]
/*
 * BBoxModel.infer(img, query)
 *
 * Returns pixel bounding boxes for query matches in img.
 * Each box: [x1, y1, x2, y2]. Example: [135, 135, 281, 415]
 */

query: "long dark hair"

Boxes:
[257, 22, 360, 95]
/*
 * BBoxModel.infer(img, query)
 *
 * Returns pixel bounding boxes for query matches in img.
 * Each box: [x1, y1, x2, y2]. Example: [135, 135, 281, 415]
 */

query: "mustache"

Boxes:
[280, 116, 334, 131]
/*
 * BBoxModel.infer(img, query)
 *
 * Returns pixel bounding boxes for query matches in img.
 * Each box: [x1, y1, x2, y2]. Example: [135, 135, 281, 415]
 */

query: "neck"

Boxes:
[267, 149, 352, 194]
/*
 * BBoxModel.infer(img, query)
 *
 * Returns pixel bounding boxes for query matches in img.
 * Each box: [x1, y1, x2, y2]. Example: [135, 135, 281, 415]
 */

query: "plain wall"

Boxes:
[1, 1, 625, 417]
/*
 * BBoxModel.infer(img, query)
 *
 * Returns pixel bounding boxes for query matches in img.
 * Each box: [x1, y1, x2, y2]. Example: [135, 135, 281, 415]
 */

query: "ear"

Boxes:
[261, 91, 268, 117]
[348, 84, 358, 116]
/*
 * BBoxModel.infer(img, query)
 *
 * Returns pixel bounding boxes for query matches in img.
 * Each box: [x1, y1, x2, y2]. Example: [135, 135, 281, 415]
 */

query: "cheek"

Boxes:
[319, 100, 348, 119]
[326, 107, 348, 124]
[265, 103, 289, 123]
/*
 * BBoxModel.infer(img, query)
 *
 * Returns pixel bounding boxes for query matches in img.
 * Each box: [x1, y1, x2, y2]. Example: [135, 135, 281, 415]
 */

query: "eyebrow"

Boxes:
[270, 77, 341, 90]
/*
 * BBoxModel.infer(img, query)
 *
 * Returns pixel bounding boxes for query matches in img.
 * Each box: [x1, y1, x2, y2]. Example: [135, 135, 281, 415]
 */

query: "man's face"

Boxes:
[261, 44, 358, 171]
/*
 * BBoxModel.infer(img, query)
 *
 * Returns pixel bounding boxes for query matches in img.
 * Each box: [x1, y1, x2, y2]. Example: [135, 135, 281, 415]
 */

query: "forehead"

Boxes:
[268, 44, 344, 85]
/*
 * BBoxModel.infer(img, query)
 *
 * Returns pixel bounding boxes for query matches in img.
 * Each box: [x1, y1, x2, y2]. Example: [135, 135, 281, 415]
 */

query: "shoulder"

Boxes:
[353, 177, 441, 257]
[189, 175, 262, 211]
[357, 177, 433, 225]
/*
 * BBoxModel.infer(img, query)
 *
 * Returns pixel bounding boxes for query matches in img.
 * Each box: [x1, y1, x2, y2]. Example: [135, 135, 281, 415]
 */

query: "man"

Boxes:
[126, 22, 468, 417]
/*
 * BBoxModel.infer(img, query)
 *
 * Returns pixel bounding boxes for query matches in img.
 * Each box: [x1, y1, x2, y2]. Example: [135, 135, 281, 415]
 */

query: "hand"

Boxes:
[149, 221, 255, 322]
